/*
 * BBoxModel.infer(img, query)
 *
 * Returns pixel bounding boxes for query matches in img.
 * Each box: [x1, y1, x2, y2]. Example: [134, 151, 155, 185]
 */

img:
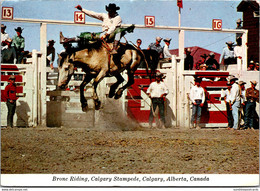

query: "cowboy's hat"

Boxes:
[250, 80, 258, 85]
[9, 75, 15, 80]
[226, 41, 234, 46]
[229, 75, 238, 82]
[238, 81, 246, 85]
[105, 3, 120, 12]
[155, 71, 164, 78]
[15, 27, 23, 33]
[156, 36, 163, 42]
[163, 38, 171, 43]
[199, 64, 208, 69]
[48, 39, 56, 44]
[1, 24, 6, 29]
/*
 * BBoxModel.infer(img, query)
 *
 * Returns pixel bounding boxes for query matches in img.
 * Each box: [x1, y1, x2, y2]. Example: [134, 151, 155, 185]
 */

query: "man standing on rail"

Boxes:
[60, 3, 122, 55]
[4, 75, 17, 128]
[147, 72, 169, 128]
[11, 27, 25, 64]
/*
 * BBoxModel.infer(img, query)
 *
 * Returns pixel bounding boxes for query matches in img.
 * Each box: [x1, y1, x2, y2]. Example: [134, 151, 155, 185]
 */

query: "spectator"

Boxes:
[136, 39, 142, 49]
[219, 41, 236, 70]
[239, 81, 246, 128]
[147, 36, 163, 57]
[194, 54, 207, 70]
[163, 38, 172, 61]
[189, 77, 205, 129]
[11, 27, 25, 64]
[47, 40, 56, 69]
[229, 75, 240, 130]
[236, 18, 243, 40]
[1, 24, 10, 50]
[1, 38, 16, 64]
[61, 3, 122, 55]
[222, 82, 233, 129]
[205, 52, 219, 70]
[254, 62, 259, 71]
[147, 72, 169, 128]
[184, 48, 193, 70]
[199, 63, 207, 71]
[234, 37, 243, 60]
[244, 80, 259, 130]
[247, 60, 255, 71]
[4, 75, 17, 128]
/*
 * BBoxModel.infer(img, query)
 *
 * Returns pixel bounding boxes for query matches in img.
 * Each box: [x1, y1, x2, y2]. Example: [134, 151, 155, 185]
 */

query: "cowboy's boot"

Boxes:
[110, 40, 119, 55]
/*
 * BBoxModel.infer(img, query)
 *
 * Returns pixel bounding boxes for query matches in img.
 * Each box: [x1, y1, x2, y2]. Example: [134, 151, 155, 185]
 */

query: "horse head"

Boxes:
[57, 54, 74, 89]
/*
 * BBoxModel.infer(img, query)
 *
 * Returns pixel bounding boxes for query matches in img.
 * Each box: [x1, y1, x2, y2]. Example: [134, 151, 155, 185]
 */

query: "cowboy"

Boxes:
[199, 63, 207, 71]
[222, 81, 233, 129]
[236, 18, 243, 40]
[205, 52, 219, 70]
[1, 38, 16, 64]
[219, 41, 236, 70]
[194, 54, 207, 70]
[163, 38, 172, 61]
[47, 40, 56, 69]
[11, 27, 25, 64]
[229, 75, 240, 130]
[244, 80, 259, 130]
[4, 75, 17, 128]
[1, 24, 10, 50]
[184, 48, 193, 70]
[189, 77, 205, 129]
[148, 37, 163, 57]
[238, 81, 246, 128]
[147, 72, 169, 128]
[247, 60, 255, 71]
[60, 3, 122, 55]
[254, 62, 259, 71]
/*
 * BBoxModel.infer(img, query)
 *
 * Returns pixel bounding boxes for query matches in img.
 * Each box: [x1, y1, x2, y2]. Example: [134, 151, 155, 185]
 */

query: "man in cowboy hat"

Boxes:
[47, 40, 56, 69]
[189, 77, 205, 129]
[184, 48, 193, 70]
[244, 80, 259, 130]
[236, 18, 243, 40]
[194, 54, 207, 70]
[221, 81, 233, 129]
[205, 52, 219, 70]
[238, 80, 246, 128]
[4, 75, 17, 128]
[254, 62, 259, 71]
[229, 75, 240, 130]
[219, 41, 236, 70]
[61, 3, 122, 54]
[148, 36, 163, 56]
[147, 71, 168, 128]
[11, 27, 25, 64]
[247, 60, 255, 71]
[163, 38, 173, 61]
[1, 24, 10, 50]
[1, 38, 16, 64]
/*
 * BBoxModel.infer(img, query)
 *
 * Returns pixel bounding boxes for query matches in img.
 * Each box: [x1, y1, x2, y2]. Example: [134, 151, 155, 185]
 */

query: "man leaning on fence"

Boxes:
[147, 72, 168, 129]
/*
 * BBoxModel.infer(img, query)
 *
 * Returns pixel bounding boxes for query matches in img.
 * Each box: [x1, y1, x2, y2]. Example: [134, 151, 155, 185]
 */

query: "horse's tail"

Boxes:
[129, 41, 152, 81]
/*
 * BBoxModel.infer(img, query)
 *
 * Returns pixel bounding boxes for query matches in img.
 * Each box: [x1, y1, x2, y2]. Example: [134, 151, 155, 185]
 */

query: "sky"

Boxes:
[1, 0, 242, 66]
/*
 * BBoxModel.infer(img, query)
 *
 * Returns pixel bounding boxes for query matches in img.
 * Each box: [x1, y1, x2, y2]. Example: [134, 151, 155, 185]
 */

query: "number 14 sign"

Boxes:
[74, 11, 85, 24]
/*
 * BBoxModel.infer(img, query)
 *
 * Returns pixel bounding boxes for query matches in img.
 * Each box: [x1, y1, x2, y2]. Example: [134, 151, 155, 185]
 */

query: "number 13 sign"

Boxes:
[2, 7, 13, 20]
[74, 11, 85, 24]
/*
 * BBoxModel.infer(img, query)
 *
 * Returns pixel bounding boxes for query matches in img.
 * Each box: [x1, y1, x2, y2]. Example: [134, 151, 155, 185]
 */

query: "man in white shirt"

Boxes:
[147, 72, 169, 128]
[1, 24, 9, 50]
[229, 76, 240, 130]
[189, 77, 205, 129]
[163, 38, 172, 61]
[222, 82, 233, 129]
[61, 3, 122, 54]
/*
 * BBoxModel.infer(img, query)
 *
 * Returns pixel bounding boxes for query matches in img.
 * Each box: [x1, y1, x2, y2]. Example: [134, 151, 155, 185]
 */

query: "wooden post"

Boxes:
[242, 31, 248, 71]
[40, 23, 47, 126]
[32, 49, 38, 127]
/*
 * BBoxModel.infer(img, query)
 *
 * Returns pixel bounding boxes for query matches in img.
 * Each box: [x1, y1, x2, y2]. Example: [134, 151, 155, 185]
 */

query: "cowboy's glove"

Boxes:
[75, 5, 82, 11]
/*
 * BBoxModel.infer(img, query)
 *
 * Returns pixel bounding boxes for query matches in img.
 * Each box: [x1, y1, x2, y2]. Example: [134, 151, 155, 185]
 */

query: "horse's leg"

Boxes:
[114, 70, 135, 99]
[92, 70, 107, 110]
[80, 75, 92, 112]
[108, 74, 124, 98]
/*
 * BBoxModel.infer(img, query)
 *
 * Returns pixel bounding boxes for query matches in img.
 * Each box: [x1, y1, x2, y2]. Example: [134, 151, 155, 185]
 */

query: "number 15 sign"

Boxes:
[145, 16, 155, 27]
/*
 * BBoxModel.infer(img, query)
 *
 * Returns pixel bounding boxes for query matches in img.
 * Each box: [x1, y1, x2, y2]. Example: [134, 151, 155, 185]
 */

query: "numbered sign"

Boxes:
[212, 19, 222, 31]
[74, 11, 85, 24]
[2, 7, 13, 20]
[145, 16, 155, 27]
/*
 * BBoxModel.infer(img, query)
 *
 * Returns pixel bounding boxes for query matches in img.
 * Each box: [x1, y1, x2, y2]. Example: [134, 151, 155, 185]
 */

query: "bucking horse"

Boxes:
[58, 29, 149, 111]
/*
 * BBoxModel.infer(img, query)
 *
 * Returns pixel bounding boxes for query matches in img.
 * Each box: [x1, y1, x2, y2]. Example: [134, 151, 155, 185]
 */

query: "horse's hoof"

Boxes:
[108, 91, 115, 98]
[81, 103, 88, 112]
[94, 101, 101, 110]
[114, 89, 123, 99]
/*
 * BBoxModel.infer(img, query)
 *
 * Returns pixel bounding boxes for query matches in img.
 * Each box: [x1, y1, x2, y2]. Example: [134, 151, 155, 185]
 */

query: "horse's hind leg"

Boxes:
[114, 71, 134, 99]
[108, 74, 124, 98]
[80, 75, 92, 112]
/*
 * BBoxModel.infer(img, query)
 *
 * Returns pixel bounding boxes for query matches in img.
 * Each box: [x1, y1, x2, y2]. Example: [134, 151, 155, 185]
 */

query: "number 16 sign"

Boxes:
[74, 11, 85, 24]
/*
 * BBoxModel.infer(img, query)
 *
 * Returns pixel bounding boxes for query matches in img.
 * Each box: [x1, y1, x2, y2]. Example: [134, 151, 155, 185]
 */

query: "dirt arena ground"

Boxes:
[1, 125, 259, 174]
